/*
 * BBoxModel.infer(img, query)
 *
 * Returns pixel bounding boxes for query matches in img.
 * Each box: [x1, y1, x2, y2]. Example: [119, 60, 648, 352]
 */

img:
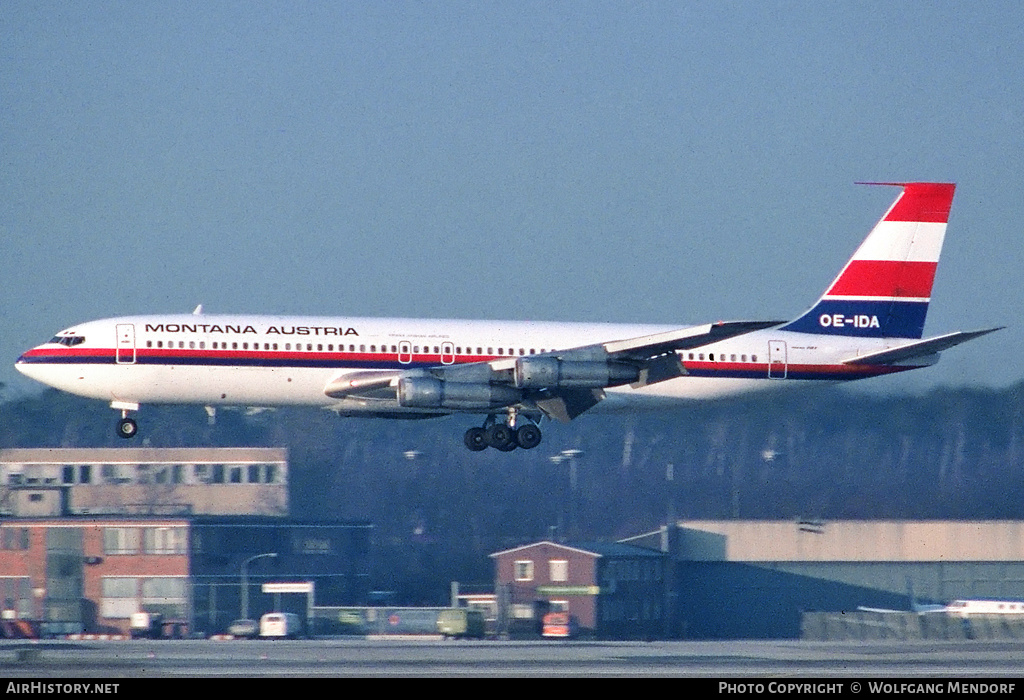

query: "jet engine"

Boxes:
[397, 377, 522, 410]
[514, 357, 639, 389]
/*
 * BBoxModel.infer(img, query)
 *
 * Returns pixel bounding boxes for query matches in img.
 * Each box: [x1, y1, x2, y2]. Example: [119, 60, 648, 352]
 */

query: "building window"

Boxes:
[143, 527, 187, 555]
[141, 577, 188, 617]
[549, 559, 569, 582]
[1, 527, 29, 550]
[103, 527, 140, 555]
[101, 577, 139, 619]
[513, 560, 534, 582]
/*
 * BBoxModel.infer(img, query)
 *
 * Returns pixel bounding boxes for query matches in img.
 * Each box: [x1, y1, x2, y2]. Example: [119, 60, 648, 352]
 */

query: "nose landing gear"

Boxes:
[112, 401, 140, 439]
[116, 416, 138, 439]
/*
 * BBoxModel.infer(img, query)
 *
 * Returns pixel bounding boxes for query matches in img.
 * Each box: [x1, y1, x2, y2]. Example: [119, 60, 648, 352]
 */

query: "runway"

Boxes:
[3, 638, 1024, 677]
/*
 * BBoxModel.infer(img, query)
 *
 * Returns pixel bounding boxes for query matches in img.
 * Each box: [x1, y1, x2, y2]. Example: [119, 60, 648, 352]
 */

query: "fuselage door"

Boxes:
[441, 342, 455, 365]
[399, 341, 412, 365]
[768, 340, 787, 379]
[116, 324, 136, 365]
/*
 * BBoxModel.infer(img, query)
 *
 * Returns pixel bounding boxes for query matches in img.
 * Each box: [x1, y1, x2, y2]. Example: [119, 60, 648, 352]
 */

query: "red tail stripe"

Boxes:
[826, 260, 938, 298]
[884, 183, 955, 223]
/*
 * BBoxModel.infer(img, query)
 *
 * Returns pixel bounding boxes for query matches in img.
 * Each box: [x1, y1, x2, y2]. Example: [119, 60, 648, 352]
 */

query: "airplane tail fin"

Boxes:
[781, 182, 955, 339]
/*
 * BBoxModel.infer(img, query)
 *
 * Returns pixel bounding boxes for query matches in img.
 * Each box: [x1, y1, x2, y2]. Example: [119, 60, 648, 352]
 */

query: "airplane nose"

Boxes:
[15, 348, 40, 377]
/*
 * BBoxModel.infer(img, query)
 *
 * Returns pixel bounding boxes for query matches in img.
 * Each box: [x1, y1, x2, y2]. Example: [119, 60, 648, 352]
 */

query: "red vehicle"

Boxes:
[542, 612, 577, 639]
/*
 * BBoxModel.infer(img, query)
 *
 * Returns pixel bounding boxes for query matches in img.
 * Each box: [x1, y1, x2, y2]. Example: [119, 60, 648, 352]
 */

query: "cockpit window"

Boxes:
[48, 335, 85, 347]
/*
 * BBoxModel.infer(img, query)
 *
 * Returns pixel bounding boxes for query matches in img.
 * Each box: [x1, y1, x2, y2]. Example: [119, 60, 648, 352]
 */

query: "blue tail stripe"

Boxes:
[781, 299, 929, 338]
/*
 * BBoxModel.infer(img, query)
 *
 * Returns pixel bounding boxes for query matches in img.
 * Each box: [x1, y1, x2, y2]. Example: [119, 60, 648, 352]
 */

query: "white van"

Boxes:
[259, 612, 301, 639]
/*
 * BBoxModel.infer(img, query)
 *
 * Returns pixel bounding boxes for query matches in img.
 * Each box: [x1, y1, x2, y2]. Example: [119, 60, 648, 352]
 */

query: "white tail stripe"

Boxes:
[850, 221, 947, 263]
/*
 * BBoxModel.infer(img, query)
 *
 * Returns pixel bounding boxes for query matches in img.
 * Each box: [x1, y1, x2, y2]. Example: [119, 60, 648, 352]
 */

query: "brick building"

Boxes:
[491, 540, 667, 639]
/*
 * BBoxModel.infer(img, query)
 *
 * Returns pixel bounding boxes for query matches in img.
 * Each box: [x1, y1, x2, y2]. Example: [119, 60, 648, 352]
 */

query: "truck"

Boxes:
[259, 612, 302, 639]
[436, 608, 485, 639]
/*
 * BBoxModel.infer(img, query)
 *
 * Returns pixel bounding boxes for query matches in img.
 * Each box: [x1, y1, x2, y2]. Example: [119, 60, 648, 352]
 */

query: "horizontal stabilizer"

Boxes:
[843, 328, 1003, 366]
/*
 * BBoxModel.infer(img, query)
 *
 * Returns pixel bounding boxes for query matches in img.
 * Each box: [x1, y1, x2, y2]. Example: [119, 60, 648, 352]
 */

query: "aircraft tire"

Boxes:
[486, 424, 516, 451]
[515, 424, 542, 450]
[117, 418, 138, 439]
[464, 427, 488, 451]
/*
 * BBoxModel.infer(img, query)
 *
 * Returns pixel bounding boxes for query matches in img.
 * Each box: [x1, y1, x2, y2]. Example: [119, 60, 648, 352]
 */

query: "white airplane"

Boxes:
[16, 182, 999, 451]
[859, 582, 1024, 616]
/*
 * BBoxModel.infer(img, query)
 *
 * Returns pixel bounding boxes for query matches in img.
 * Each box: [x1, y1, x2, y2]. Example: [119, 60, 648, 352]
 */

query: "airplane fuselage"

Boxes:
[16, 313, 919, 415]
[14, 183, 997, 450]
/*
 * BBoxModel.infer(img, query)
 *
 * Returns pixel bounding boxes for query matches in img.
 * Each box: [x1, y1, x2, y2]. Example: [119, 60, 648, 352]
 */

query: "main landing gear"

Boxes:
[463, 412, 542, 452]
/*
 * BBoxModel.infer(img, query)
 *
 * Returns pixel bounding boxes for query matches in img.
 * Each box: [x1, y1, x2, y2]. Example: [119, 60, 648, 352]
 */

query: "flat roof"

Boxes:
[675, 520, 1024, 562]
[0, 447, 288, 464]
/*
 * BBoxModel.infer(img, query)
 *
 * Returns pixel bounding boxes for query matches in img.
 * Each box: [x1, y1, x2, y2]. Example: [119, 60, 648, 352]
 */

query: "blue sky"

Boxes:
[2, 2, 1022, 395]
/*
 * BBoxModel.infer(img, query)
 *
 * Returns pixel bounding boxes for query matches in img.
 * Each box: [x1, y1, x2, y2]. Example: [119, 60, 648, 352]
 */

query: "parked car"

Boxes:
[227, 618, 259, 639]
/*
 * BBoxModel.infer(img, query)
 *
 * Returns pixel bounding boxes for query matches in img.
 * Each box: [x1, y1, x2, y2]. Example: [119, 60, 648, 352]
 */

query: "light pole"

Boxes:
[240, 552, 277, 620]
[549, 449, 584, 538]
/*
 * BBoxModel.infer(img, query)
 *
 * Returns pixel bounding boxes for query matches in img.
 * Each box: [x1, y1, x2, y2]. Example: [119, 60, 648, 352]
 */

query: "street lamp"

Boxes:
[240, 552, 277, 620]
[549, 449, 584, 538]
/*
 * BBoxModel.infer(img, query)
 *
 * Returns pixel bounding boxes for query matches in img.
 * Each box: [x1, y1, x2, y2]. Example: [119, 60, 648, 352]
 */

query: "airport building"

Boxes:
[0, 447, 289, 517]
[0, 447, 371, 637]
[490, 540, 668, 639]
[624, 520, 1024, 639]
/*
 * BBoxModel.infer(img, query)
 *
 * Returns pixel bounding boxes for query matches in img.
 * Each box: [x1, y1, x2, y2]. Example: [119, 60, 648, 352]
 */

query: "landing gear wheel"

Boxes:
[117, 417, 138, 439]
[515, 424, 542, 450]
[464, 427, 488, 451]
[486, 424, 517, 451]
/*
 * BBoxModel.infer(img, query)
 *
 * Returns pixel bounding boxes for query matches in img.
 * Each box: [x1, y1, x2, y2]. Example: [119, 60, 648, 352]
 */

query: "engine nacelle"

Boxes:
[514, 357, 639, 389]
[397, 377, 522, 410]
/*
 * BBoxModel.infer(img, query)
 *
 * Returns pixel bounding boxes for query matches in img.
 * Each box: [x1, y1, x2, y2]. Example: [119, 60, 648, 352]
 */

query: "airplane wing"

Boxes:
[322, 320, 782, 418]
[842, 327, 1003, 366]
[431, 320, 784, 421]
